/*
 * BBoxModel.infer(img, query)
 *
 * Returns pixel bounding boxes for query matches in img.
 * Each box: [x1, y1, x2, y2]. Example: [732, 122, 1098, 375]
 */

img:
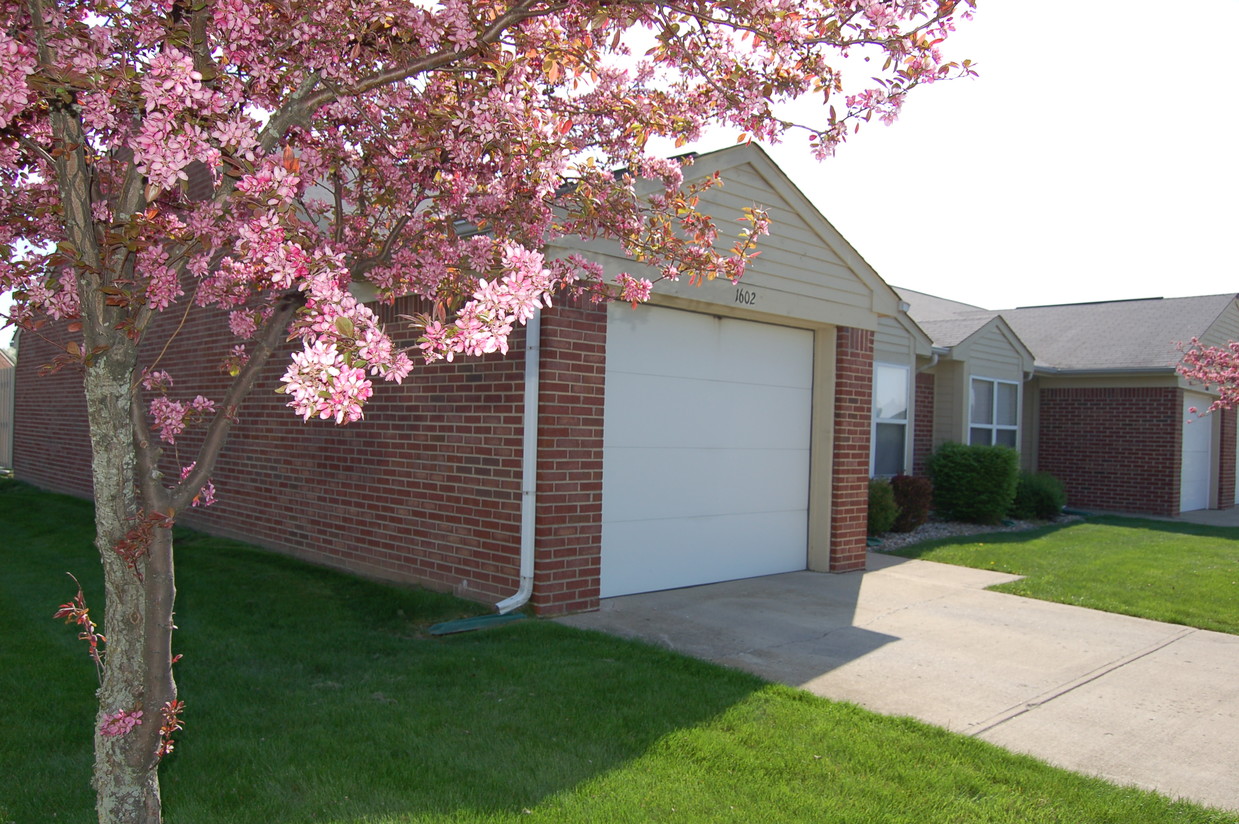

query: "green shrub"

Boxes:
[1009, 471, 1067, 520]
[926, 442, 1019, 524]
[890, 475, 933, 533]
[868, 478, 900, 536]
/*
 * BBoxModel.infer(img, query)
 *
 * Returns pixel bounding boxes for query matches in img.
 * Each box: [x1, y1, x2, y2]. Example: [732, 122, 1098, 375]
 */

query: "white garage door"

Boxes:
[1181, 392, 1213, 512]
[600, 304, 813, 598]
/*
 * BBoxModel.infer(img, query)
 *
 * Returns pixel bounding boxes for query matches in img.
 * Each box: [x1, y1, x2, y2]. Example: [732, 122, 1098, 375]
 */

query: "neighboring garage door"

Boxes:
[1181, 392, 1213, 512]
[600, 304, 813, 598]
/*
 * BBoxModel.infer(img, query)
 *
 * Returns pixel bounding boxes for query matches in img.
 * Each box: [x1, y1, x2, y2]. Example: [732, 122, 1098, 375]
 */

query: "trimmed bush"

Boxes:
[1009, 471, 1067, 520]
[868, 478, 900, 536]
[890, 475, 933, 533]
[926, 442, 1019, 524]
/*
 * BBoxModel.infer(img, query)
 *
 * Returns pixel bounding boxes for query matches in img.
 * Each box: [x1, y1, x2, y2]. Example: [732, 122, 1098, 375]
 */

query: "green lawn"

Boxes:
[887, 517, 1239, 635]
[3, 479, 1236, 823]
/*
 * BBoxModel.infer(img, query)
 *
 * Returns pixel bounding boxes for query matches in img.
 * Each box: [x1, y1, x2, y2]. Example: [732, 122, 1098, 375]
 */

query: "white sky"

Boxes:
[5, 0, 1236, 347]
[681, 0, 1239, 311]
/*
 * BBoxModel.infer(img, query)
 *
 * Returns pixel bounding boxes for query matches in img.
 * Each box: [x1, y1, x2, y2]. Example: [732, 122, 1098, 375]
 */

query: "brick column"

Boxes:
[1219, 408, 1236, 510]
[531, 298, 607, 614]
[830, 326, 874, 572]
[912, 371, 935, 476]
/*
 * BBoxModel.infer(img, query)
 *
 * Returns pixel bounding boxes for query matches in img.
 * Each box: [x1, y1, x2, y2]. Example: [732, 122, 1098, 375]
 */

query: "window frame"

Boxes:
[968, 376, 1020, 448]
[871, 361, 912, 477]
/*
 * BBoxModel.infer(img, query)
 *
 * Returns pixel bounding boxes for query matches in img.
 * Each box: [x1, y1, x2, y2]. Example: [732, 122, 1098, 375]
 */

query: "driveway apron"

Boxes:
[556, 552, 1239, 812]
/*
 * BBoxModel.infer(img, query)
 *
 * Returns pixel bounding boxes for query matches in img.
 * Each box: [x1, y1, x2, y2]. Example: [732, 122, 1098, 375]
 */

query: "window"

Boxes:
[872, 363, 910, 476]
[969, 377, 1019, 448]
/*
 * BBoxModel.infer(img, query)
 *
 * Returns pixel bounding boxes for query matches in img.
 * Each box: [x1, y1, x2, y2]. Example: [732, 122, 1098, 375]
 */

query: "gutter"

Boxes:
[917, 347, 946, 373]
[1030, 366, 1177, 377]
[495, 308, 540, 614]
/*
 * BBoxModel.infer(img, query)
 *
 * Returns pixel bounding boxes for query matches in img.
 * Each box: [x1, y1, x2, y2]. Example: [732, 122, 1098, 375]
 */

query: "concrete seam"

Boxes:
[965, 626, 1198, 737]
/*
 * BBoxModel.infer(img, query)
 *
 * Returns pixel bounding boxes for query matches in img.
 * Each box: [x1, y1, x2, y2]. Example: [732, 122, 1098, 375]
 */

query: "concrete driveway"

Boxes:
[557, 552, 1239, 812]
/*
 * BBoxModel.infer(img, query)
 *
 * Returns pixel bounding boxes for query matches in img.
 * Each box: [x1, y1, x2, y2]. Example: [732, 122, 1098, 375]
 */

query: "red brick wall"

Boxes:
[1037, 386, 1182, 516]
[1219, 408, 1236, 511]
[13, 297, 605, 614]
[830, 326, 874, 572]
[12, 332, 94, 499]
[912, 371, 935, 476]
[531, 298, 606, 614]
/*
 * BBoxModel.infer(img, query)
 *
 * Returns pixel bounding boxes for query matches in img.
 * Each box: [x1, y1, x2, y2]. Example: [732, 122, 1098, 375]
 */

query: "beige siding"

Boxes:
[932, 360, 966, 447]
[1021, 379, 1039, 470]
[1199, 299, 1239, 349]
[0, 363, 11, 469]
[548, 153, 890, 331]
[964, 325, 1027, 382]
[875, 316, 915, 365]
[1040, 373, 1178, 390]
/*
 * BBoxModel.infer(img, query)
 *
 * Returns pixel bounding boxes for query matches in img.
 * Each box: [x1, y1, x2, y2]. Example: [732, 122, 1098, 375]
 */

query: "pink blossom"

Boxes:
[616, 273, 653, 306]
[0, 35, 36, 129]
[179, 463, 218, 507]
[100, 709, 143, 737]
[150, 397, 188, 444]
[141, 370, 173, 391]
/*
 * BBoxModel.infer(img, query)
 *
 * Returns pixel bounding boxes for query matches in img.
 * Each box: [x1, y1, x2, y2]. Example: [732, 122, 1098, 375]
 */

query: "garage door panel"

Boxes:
[1181, 392, 1213, 512]
[601, 447, 810, 522]
[608, 306, 813, 388]
[600, 510, 808, 598]
[604, 372, 812, 450]
[602, 304, 814, 597]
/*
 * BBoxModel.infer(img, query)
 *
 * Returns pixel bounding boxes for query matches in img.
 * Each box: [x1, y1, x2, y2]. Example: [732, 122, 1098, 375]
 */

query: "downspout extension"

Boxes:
[917, 349, 942, 373]
[496, 308, 540, 614]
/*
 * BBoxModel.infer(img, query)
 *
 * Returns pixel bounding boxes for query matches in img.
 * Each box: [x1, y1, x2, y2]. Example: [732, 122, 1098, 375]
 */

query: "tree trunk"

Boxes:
[84, 339, 177, 824]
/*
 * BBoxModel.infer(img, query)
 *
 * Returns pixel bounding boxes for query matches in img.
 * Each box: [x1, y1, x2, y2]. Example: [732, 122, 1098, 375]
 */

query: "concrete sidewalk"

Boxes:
[557, 553, 1239, 812]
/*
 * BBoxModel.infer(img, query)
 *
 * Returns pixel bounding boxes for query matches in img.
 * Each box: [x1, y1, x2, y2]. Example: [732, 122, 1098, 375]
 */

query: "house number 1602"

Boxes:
[735, 288, 758, 306]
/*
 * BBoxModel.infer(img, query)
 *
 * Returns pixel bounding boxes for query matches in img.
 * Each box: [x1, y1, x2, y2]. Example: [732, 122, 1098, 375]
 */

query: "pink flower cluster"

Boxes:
[1178, 339, 1239, 414]
[0, 35, 36, 129]
[22, 272, 80, 320]
[149, 395, 215, 444]
[100, 709, 143, 737]
[616, 273, 653, 307]
[280, 259, 414, 423]
[131, 50, 228, 192]
[418, 242, 554, 363]
[280, 340, 374, 424]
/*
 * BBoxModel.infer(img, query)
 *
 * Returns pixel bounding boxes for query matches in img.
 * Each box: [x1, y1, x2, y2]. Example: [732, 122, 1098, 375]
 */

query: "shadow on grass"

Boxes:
[0, 480, 766, 823]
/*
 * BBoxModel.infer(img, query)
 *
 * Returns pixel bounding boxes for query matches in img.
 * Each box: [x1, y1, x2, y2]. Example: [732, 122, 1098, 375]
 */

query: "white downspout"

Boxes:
[496, 308, 539, 614]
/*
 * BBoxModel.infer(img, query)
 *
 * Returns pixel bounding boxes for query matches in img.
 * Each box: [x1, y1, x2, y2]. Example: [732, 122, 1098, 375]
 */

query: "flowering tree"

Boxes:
[1179, 340, 1239, 412]
[1, 0, 974, 820]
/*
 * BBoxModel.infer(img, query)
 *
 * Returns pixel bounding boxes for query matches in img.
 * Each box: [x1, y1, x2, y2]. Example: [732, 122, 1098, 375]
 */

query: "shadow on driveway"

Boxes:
[557, 552, 1239, 813]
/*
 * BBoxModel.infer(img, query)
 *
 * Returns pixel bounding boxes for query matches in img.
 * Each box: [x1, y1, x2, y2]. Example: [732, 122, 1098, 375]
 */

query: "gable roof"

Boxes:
[898, 288, 1239, 373]
[894, 287, 987, 323]
[915, 315, 995, 349]
[551, 143, 903, 330]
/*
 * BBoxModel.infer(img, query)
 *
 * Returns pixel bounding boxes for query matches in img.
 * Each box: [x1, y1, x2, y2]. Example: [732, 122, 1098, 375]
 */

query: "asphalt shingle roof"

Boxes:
[914, 316, 996, 349]
[896, 287, 1238, 372]
[996, 295, 1237, 371]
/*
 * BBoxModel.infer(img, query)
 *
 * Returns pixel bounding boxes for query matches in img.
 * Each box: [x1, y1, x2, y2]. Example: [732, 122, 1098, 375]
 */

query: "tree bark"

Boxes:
[83, 336, 177, 824]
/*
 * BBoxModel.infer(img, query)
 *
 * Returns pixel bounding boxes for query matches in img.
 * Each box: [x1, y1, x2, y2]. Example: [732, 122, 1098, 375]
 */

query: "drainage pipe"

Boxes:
[495, 308, 540, 614]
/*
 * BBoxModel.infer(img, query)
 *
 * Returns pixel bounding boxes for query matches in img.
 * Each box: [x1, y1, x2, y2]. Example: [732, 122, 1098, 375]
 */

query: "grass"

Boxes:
[2, 479, 1236, 823]
[886, 517, 1239, 635]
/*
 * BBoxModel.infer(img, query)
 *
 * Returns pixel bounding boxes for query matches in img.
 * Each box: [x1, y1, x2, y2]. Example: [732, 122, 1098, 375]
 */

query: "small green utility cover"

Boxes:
[428, 613, 526, 636]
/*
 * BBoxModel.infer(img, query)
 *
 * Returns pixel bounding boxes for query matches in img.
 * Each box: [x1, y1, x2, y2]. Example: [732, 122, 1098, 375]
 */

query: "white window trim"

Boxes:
[871, 361, 912, 477]
[969, 376, 1020, 448]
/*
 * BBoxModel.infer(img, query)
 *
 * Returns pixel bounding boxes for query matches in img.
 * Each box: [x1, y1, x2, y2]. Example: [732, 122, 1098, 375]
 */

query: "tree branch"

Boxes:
[168, 289, 304, 510]
[350, 215, 412, 280]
